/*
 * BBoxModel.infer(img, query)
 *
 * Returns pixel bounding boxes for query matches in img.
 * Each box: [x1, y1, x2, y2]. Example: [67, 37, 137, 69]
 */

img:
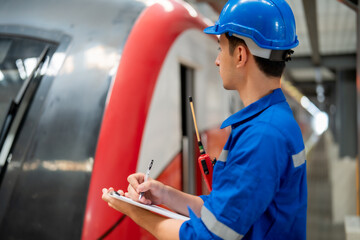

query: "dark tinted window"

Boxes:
[0, 37, 52, 127]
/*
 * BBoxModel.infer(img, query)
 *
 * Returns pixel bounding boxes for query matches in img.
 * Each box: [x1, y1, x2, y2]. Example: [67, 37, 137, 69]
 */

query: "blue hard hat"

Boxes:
[204, 0, 299, 51]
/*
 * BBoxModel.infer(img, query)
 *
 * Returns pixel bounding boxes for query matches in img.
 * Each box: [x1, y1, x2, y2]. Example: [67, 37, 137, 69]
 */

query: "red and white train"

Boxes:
[0, 0, 313, 239]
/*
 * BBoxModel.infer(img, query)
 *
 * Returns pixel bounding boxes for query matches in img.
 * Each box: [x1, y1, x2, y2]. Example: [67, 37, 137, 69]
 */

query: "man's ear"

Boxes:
[235, 45, 248, 68]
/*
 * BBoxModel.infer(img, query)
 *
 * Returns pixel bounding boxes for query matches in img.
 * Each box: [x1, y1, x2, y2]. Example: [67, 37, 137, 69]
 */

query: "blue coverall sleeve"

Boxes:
[179, 123, 289, 239]
[180, 207, 215, 240]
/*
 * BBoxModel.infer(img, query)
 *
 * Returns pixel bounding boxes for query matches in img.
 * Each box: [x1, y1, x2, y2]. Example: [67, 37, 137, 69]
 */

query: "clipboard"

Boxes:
[109, 191, 190, 221]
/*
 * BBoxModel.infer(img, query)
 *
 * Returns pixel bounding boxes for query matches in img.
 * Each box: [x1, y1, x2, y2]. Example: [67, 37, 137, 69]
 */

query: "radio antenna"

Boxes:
[189, 96, 205, 155]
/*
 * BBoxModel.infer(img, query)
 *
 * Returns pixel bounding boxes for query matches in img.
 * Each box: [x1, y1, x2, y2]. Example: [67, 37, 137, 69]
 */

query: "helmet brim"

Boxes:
[203, 26, 219, 35]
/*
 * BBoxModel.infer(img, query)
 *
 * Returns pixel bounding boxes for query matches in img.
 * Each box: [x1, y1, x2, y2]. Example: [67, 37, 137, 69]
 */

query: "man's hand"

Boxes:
[103, 172, 204, 219]
[101, 186, 182, 240]
[102, 187, 140, 216]
[126, 173, 166, 205]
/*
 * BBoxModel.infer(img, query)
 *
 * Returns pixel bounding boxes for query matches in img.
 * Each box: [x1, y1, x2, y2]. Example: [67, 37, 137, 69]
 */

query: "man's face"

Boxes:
[215, 34, 238, 90]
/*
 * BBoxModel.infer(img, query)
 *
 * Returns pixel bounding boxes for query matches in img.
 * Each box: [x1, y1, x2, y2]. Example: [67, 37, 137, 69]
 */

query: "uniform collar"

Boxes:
[220, 88, 286, 129]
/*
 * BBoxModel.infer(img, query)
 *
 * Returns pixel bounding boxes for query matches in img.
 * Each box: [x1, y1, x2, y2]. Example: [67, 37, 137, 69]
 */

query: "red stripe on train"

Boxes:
[81, 1, 209, 239]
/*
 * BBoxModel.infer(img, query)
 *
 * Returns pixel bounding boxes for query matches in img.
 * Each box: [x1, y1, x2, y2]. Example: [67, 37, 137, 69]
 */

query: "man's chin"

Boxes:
[223, 84, 234, 90]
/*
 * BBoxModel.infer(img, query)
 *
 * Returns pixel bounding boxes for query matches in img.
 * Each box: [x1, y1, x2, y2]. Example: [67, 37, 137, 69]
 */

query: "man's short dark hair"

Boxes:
[225, 33, 285, 78]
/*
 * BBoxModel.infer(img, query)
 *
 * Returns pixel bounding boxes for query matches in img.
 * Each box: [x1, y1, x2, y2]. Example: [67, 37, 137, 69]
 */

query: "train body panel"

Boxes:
[137, 29, 233, 178]
[82, 1, 232, 238]
[0, 0, 145, 239]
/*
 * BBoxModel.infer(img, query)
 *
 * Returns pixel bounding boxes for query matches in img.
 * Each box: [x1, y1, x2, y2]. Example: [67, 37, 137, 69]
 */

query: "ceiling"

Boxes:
[192, 0, 357, 111]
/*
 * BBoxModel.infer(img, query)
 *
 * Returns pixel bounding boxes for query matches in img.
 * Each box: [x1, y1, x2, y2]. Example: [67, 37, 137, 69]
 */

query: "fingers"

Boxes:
[102, 172, 160, 206]
[138, 179, 164, 205]
[127, 173, 150, 201]
[137, 179, 153, 193]
[101, 187, 133, 215]
[102, 188, 112, 202]
[127, 181, 140, 201]
[127, 173, 145, 191]
[101, 187, 124, 203]
[138, 194, 152, 205]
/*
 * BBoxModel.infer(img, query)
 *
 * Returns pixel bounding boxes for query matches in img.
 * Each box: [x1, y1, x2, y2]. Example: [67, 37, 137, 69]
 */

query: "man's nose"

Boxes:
[215, 55, 220, 66]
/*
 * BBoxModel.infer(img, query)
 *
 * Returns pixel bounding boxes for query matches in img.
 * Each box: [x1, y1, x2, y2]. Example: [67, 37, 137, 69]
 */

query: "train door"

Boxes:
[180, 64, 197, 194]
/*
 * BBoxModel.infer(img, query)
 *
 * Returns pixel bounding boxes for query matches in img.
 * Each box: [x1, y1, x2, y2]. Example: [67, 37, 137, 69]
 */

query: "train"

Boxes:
[0, 0, 314, 239]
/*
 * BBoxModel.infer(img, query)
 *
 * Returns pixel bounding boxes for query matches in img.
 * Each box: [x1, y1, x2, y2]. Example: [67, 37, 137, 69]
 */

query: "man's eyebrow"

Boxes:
[217, 39, 220, 44]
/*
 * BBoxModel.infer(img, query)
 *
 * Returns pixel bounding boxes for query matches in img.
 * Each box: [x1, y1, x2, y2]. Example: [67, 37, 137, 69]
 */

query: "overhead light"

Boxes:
[23, 57, 37, 77]
[0, 70, 4, 81]
[15, 59, 27, 80]
[300, 96, 329, 135]
[313, 112, 329, 136]
[300, 96, 319, 116]
[282, 80, 329, 136]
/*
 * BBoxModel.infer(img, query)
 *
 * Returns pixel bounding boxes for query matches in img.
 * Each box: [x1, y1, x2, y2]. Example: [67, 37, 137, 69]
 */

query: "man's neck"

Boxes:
[237, 70, 281, 107]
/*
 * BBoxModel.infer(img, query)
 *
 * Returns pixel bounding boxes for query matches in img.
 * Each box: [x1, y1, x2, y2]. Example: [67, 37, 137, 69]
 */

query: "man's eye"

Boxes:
[218, 47, 221, 51]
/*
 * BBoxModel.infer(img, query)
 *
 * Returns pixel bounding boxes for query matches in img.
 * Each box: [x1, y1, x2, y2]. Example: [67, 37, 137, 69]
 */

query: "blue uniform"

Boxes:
[180, 89, 307, 239]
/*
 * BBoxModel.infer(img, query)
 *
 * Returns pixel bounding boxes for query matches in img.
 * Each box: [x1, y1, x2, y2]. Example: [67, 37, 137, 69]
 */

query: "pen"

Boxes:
[138, 159, 154, 200]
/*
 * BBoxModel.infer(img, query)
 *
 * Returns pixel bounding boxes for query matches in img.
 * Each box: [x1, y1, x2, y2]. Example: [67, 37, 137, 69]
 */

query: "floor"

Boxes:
[306, 133, 346, 240]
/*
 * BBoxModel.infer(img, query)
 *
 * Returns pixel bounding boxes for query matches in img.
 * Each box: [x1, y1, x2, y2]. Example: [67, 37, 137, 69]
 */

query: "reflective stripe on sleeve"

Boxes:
[217, 150, 228, 162]
[201, 206, 243, 240]
[292, 149, 306, 167]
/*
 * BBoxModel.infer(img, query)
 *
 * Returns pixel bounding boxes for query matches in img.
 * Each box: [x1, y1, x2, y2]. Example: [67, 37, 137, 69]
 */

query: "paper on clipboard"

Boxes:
[109, 192, 190, 221]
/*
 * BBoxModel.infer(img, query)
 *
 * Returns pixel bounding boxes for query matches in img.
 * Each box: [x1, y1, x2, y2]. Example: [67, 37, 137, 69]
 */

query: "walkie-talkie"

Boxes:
[189, 97, 215, 192]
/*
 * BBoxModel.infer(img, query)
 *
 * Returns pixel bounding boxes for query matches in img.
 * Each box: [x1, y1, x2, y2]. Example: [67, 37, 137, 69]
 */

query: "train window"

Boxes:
[0, 36, 56, 171]
[0, 37, 50, 126]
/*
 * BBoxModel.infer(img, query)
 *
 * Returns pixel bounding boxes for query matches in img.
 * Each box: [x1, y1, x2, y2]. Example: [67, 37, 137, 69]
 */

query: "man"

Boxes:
[102, 0, 307, 239]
